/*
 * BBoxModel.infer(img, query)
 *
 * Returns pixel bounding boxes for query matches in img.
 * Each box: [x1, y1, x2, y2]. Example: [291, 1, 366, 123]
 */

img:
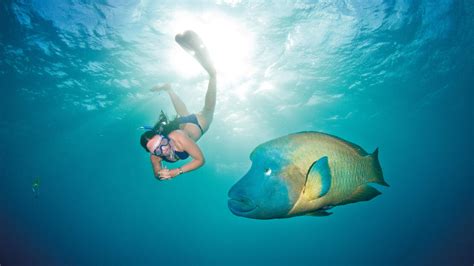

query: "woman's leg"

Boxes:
[195, 74, 216, 133]
[202, 75, 216, 115]
[151, 84, 190, 116]
[175, 30, 217, 131]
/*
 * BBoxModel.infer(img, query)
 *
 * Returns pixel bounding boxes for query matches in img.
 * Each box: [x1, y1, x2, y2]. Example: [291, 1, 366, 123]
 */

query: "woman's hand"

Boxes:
[158, 168, 171, 180]
[157, 168, 180, 180]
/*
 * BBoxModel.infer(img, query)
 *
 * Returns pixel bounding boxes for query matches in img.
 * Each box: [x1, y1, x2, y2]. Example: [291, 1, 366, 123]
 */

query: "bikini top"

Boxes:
[151, 135, 189, 162]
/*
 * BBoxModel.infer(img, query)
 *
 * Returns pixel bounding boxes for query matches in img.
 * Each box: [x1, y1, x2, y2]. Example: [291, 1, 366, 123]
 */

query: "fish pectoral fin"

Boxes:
[305, 156, 332, 200]
[306, 210, 333, 217]
[339, 184, 381, 205]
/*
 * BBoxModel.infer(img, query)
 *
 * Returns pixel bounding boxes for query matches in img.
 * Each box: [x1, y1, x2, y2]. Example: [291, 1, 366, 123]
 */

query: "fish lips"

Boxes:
[227, 195, 257, 215]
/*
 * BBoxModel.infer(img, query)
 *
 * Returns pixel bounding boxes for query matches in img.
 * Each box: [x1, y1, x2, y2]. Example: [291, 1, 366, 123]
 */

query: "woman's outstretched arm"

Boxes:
[159, 132, 205, 180]
[150, 154, 164, 180]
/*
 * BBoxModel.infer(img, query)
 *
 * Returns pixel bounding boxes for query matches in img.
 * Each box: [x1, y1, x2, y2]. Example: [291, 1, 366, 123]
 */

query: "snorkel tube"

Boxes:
[138, 110, 169, 133]
[138, 125, 154, 130]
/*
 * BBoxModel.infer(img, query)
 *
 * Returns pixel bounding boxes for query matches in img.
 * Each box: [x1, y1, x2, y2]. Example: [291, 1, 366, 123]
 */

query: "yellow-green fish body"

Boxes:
[228, 131, 388, 219]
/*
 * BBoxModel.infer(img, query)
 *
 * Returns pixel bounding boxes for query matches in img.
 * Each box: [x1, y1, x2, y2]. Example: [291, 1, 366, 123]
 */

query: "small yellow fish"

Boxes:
[32, 177, 40, 198]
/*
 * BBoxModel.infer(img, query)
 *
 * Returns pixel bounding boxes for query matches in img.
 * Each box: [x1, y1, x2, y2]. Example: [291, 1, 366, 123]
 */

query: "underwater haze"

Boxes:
[0, 0, 473, 265]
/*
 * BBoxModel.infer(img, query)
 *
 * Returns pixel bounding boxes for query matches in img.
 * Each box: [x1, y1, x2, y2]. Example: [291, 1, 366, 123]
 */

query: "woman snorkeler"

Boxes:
[140, 30, 216, 181]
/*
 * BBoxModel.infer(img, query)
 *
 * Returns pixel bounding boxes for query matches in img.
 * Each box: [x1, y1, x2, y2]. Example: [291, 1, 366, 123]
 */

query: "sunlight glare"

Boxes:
[166, 11, 255, 83]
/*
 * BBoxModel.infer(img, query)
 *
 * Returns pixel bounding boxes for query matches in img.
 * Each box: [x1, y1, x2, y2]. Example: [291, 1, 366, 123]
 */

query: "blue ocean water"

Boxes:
[0, 0, 472, 265]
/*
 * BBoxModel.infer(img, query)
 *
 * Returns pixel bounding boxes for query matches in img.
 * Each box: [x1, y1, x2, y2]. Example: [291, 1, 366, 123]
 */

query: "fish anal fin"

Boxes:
[306, 210, 333, 217]
[339, 185, 381, 206]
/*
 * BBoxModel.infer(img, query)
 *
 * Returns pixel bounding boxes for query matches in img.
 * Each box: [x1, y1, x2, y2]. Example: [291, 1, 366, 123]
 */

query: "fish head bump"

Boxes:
[228, 142, 306, 219]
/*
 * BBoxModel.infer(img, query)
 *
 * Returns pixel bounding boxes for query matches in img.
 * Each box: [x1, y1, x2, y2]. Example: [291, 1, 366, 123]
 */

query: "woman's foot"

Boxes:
[175, 30, 216, 77]
[151, 83, 171, 93]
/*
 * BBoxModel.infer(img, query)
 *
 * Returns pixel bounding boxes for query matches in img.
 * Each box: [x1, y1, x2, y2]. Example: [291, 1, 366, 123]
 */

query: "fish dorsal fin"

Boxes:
[306, 210, 333, 216]
[304, 156, 332, 200]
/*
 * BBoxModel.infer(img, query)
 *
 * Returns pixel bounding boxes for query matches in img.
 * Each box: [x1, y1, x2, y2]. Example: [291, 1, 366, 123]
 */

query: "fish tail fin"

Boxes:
[368, 148, 389, 187]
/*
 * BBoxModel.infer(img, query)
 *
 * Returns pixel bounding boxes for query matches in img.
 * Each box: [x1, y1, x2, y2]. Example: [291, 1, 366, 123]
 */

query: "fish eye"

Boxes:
[264, 168, 272, 176]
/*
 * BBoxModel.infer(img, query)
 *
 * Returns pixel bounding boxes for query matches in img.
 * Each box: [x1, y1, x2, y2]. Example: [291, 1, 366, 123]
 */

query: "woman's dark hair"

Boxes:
[152, 111, 180, 136]
[139, 111, 180, 153]
[157, 117, 180, 136]
[140, 131, 156, 152]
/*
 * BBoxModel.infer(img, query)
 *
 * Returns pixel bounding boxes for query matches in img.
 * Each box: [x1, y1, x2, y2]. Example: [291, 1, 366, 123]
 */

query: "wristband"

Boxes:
[178, 167, 184, 175]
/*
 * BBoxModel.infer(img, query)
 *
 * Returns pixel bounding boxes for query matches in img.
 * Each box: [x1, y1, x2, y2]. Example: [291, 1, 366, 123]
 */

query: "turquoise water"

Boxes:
[1, 0, 472, 265]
